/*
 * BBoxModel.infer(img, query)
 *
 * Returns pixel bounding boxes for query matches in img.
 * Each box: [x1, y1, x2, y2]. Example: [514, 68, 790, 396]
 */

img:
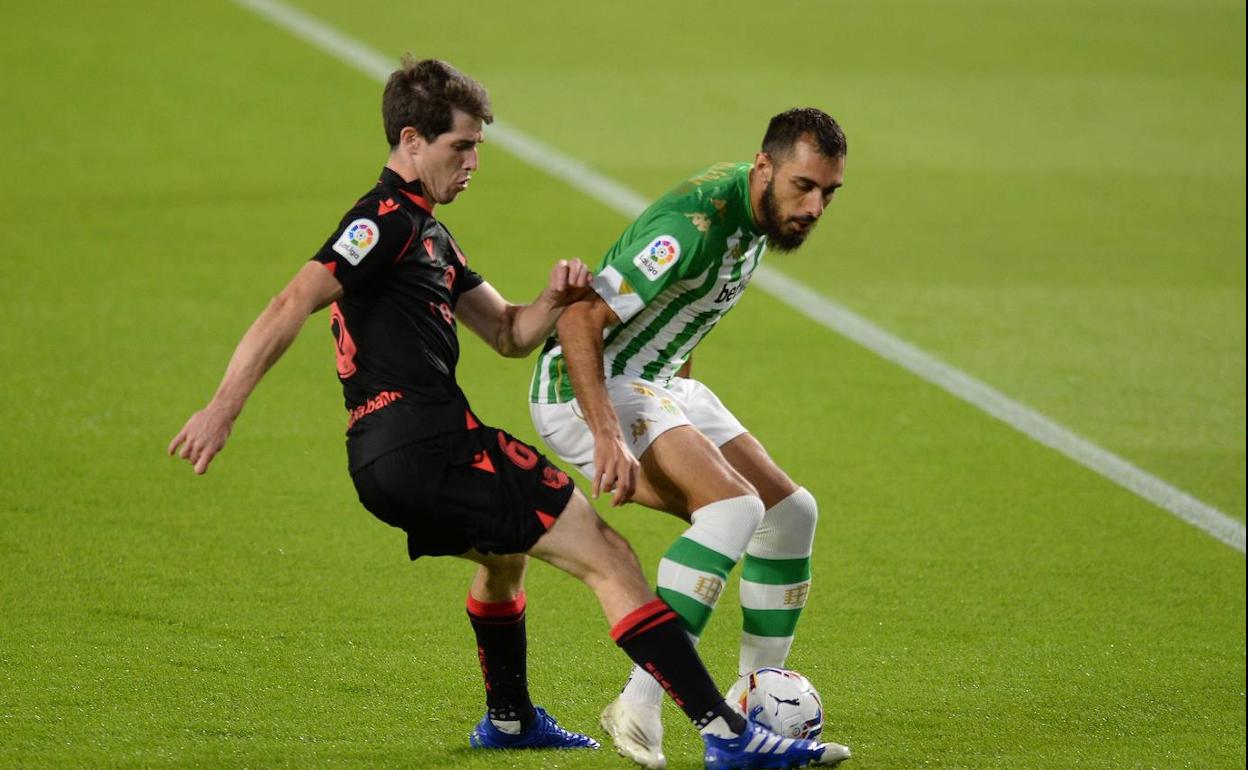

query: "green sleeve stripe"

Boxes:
[741, 607, 804, 637]
[741, 554, 811, 585]
[663, 536, 738, 578]
[657, 587, 714, 636]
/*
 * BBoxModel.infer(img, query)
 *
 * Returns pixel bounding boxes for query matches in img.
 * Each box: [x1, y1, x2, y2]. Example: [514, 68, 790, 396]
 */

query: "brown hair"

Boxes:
[382, 55, 493, 147]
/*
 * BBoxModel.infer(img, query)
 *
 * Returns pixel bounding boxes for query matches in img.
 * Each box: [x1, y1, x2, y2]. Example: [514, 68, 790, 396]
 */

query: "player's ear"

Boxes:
[400, 126, 426, 155]
[754, 151, 773, 183]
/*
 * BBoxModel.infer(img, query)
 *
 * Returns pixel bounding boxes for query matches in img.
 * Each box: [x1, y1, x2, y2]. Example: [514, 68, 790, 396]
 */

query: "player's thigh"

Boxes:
[671, 378, 797, 508]
[718, 433, 799, 509]
[527, 491, 653, 625]
[527, 493, 647, 587]
[637, 425, 756, 516]
[587, 377, 754, 514]
[531, 378, 755, 515]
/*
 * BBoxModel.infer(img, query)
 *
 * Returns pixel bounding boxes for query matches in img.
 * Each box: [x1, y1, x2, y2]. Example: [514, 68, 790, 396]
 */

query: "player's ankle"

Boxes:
[696, 703, 747, 738]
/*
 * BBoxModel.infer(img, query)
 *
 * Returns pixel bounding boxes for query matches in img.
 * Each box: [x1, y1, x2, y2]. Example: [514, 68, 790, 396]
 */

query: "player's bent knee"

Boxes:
[750, 487, 818, 558]
[696, 493, 766, 533]
[475, 553, 528, 585]
[785, 487, 819, 532]
[483, 553, 528, 573]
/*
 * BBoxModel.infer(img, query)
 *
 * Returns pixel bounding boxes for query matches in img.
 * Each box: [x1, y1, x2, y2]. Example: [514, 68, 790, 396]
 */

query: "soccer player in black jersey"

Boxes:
[169, 56, 847, 769]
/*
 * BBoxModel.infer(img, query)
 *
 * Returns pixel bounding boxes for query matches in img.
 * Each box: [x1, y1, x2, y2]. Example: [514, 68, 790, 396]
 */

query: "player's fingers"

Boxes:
[611, 470, 627, 506]
[194, 447, 214, 475]
[551, 259, 569, 290]
[605, 454, 624, 505]
[599, 461, 617, 497]
[167, 429, 186, 456]
[615, 460, 637, 505]
[571, 259, 593, 286]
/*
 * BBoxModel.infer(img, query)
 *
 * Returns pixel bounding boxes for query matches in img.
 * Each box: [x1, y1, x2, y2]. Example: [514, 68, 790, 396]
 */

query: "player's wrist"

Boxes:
[591, 424, 623, 442]
[205, 397, 242, 424]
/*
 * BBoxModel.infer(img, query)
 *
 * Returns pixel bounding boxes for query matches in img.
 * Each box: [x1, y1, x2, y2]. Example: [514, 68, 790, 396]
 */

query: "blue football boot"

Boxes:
[703, 720, 851, 769]
[469, 706, 600, 750]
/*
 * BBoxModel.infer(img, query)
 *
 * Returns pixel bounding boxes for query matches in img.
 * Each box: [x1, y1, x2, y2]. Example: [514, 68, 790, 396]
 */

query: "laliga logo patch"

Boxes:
[633, 235, 681, 281]
[333, 218, 379, 265]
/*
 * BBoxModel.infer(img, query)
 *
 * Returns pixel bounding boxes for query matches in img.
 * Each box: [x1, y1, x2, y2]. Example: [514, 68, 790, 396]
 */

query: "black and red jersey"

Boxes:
[311, 167, 485, 471]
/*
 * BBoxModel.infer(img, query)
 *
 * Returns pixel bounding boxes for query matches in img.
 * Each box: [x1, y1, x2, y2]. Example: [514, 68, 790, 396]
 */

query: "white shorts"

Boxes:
[530, 376, 748, 479]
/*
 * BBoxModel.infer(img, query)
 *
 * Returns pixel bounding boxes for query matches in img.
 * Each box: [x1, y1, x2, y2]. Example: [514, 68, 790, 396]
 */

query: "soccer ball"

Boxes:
[725, 667, 824, 740]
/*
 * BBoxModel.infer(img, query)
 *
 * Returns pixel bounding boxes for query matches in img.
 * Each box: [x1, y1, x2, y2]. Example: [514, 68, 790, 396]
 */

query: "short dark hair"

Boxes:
[761, 108, 846, 160]
[382, 55, 493, 147]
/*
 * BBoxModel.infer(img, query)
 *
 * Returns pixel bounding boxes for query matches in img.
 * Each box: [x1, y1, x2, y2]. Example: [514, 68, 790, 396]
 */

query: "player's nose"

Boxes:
[805, 192, 825, 219]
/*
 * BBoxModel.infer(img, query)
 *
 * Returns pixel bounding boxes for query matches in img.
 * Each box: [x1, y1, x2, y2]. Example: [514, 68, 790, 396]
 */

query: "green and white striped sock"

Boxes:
[738, 487, 818, 675]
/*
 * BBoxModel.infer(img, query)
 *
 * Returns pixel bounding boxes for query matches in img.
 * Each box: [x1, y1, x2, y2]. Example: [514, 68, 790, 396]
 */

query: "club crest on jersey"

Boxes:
[333, 218, 379, 265]
[633, 236, 681, 281]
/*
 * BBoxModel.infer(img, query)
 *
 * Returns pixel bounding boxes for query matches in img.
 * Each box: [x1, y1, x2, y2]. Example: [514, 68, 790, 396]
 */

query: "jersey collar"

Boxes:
[380, 167, 435, 214]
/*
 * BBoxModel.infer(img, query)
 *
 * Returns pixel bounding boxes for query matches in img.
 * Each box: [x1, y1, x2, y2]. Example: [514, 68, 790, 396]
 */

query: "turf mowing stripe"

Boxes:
[232, 0, 1246, 555]
[752, 270, 1246, 555]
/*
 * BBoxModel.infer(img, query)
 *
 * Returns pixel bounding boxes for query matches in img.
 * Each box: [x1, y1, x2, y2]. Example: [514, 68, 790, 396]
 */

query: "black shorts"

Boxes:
[350, 422, 576, 559]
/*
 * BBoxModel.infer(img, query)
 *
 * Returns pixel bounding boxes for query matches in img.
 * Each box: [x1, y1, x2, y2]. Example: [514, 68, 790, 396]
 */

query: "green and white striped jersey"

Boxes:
[530, 161, 767, 404]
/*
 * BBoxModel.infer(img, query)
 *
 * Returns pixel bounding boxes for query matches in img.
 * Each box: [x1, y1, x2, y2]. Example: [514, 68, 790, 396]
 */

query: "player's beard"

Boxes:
[760, 178, 816, 253]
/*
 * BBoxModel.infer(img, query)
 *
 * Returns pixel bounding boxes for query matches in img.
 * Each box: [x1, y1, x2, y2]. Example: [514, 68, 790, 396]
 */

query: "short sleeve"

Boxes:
[310, 204, 417, 293]
[590, 216, 705, 324]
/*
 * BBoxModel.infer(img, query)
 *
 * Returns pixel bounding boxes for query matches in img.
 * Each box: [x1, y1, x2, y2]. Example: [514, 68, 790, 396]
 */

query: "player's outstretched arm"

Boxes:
[457, 258, 592, 357]
[556, 295, 638, 506]
[168, 262, 343, 475]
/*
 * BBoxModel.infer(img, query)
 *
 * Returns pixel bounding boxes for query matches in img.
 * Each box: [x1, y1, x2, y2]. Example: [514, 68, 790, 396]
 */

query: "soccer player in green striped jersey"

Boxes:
[529, 109, 847, 769]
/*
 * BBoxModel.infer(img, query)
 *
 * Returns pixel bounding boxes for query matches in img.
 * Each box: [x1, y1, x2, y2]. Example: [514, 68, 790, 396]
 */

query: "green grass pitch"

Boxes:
[1, 1, 1243, 768]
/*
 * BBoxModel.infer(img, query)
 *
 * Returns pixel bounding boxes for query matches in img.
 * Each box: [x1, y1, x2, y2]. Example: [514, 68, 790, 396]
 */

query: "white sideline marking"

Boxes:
[232, 0, 1246, 555]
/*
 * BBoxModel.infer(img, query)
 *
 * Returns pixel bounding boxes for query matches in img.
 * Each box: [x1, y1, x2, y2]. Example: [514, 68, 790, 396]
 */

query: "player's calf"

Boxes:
[739, 487, 818, 674]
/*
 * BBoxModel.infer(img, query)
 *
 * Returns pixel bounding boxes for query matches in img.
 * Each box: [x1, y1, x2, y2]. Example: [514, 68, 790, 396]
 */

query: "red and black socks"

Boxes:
[611, 599, 747, 736]
[466, 592, 536, 732]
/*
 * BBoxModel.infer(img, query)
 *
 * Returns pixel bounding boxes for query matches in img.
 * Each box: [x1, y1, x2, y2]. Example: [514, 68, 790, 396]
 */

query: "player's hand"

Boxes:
[592, 432, 638, 506]
[167, 404, 235, 475]
[544, 258, 593, 308]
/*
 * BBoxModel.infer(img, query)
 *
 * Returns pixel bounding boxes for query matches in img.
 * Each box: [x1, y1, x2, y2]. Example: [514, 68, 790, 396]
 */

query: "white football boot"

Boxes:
[600, 696, 667, 769]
